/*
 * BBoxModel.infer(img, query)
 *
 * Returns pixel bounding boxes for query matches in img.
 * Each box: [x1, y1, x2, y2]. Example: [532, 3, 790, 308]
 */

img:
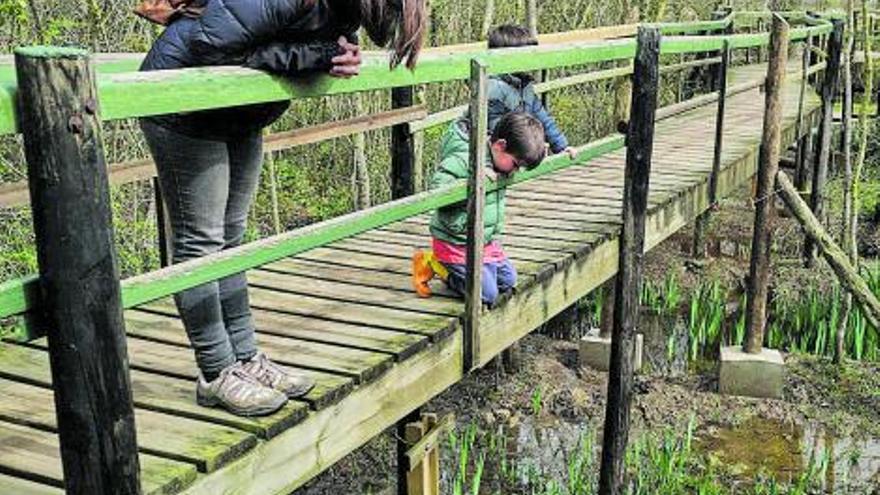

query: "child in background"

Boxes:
[486, 24, 577, 160]
[412, 112, 546, 306]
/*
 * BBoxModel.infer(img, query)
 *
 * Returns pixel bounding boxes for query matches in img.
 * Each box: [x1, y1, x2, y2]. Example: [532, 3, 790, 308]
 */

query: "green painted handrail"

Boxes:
[0, 12, 832, 136]
[0, 134, 623, 329]
[0, 12, 836, 327]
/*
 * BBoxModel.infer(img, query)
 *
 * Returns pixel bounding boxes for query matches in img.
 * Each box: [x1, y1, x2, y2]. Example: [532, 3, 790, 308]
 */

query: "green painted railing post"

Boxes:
[599, 25, 660, 495]
[464, 58, 488, 372]
[14, 46, 141, 494]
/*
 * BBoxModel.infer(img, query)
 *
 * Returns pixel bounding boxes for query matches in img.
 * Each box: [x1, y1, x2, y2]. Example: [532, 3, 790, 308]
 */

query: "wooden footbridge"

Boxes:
[0, 11, 841, 495]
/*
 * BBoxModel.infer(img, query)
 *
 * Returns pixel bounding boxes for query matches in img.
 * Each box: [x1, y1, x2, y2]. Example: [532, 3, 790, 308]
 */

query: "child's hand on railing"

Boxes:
[485, 167, 498, 182]
[564, 146, 577, 160]
[330, 36, 361, 78]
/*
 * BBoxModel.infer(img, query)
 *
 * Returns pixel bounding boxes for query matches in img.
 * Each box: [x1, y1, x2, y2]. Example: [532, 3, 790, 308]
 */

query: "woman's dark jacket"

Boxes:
[140, 0, 359, 139]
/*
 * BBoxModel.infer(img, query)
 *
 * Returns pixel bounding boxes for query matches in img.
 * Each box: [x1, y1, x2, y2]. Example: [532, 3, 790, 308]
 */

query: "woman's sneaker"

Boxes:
[241, 352, 315, 398]
[196, 362, 287, 416]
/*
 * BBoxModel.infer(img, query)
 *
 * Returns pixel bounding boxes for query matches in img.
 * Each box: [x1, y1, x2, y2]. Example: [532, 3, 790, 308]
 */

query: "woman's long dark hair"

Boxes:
[360, 0, 426, 69]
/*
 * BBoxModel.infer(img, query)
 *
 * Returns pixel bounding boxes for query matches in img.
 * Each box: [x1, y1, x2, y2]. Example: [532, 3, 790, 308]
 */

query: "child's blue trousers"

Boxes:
[443, 259, 517, 306]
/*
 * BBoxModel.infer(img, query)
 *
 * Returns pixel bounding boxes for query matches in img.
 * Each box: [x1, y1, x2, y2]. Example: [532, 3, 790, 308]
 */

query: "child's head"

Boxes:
[489, 112, 546, 175]
[487, 24, 538, 49]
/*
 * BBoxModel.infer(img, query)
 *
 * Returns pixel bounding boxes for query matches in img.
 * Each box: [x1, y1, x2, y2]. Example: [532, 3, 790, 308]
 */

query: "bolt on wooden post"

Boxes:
[14, 46, 141, 494]
[598, 26, 660, 495]
[464, 58, 488, 372]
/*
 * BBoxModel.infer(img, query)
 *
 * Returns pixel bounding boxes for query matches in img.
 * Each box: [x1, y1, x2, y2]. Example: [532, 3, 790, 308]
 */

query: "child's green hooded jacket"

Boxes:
[429, 119, 506, 245]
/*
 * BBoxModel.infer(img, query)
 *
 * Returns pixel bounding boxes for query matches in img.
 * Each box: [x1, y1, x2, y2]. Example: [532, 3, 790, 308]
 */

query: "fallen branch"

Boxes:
[776, 171, 880, 331]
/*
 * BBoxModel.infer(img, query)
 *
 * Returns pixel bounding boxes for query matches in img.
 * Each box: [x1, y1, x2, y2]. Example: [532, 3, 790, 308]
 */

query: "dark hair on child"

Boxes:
[487, 24, 538, 49]
[360, 0, 427, 70]
[491, 112, 546, 169]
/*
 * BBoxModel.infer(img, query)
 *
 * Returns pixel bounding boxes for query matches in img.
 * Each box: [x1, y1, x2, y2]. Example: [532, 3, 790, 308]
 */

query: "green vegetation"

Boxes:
[445, 418, 829, 494]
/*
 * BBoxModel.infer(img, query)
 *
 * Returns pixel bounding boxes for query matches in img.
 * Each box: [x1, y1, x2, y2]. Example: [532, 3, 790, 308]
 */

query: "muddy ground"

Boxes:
[296, 186, 880, 494]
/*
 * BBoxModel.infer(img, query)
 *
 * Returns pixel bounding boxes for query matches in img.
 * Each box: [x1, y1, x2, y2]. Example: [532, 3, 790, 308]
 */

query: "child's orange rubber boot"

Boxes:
[412, 250, 435, 298]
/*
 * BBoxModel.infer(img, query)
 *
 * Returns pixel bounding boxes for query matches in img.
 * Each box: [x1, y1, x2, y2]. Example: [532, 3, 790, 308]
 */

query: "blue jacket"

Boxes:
[140, 0, 359, 139]
[487, 73, 569, 153]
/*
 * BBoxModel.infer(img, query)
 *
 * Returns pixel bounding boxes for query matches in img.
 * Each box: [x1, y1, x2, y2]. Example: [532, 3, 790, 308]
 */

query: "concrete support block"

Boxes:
[579, 328, 643, 372]
[718, 346, 785, 399]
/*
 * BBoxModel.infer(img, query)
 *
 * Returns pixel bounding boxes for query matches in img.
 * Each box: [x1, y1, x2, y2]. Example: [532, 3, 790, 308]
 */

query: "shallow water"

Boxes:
[695, 416, 880, 491]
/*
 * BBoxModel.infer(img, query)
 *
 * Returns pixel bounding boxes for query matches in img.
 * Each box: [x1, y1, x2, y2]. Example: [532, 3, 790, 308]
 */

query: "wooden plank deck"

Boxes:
[0, 62, 820, 494]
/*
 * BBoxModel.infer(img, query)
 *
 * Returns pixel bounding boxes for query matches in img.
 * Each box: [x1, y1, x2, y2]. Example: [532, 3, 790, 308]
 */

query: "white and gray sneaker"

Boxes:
[241, 352, 315, 398]
[196, 362, 287, 416]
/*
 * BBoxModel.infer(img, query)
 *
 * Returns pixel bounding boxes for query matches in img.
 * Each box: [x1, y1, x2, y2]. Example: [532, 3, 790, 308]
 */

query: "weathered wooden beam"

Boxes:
[14, 46, 140, 494]
[806, 19, 844, 265]
[0, 105, 427, 209]
[599, 26, 660, 495]
[744, 14, 789, 354]
[777, 171, 880, 330]
[464, 58, 488, 372]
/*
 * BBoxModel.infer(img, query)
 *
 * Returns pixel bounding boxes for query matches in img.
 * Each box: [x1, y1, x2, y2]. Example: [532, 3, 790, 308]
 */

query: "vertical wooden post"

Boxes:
[396, 408, 422, 495]
[806, 20, 844, 266]
[744, 15, 789, 354]
[412, 85, 427, 193]
[693, 40, 730, 258]
[153, 177, 174, 267]
[392, 87, 416, 199]
[353, 95, 371, 209]
[464, 58, 489, 372]
[404, 422, 428, 494]
[15, 46, 141, 494]
[265, 148, 283, 233]
[598, 277, 616, 339]
[598, 26, 660, 494]
[795, 35, 813, 193]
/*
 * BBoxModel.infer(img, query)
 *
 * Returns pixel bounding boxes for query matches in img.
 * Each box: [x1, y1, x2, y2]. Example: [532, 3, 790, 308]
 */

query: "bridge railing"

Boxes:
[0, 11, 838, 493]
[0, 13, 834, 337]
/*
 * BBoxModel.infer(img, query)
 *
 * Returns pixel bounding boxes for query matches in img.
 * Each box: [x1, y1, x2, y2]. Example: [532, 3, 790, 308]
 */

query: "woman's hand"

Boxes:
[330, 36, 361, 78]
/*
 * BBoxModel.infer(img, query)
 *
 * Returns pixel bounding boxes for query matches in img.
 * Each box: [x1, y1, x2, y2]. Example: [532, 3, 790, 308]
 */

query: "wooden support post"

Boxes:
[806, 20, 844, 266]
[599, 277, 616, 339]
[396, 408, 422, 495]
[464, 58, 488, 372]
[153, 177, 174, 267]
[599, 26, 660, 495]
[744, 15, 789, 354]
[412, 86, 427, 192]
[693, 40, 730, 258]
[795, 35, 813, 193]
[15, 46, 140, 494]
[353, 95, 371, 209]
[265, 147, 283, 233]
[401, 413, 451, 495]
[392, 87, 416, 199]
[777, 172, 880, 330]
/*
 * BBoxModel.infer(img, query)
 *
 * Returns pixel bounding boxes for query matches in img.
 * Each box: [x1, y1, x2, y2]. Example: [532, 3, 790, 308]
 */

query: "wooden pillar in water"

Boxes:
[744, 15, 789, 354]
[805, 20, 844, 266]
[692, 40, 730, 258]
[392, 87, 416, 199]
[598, 26, 660, 494]
[464, 58, 489, 372]
[15, 46, 141, 494]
